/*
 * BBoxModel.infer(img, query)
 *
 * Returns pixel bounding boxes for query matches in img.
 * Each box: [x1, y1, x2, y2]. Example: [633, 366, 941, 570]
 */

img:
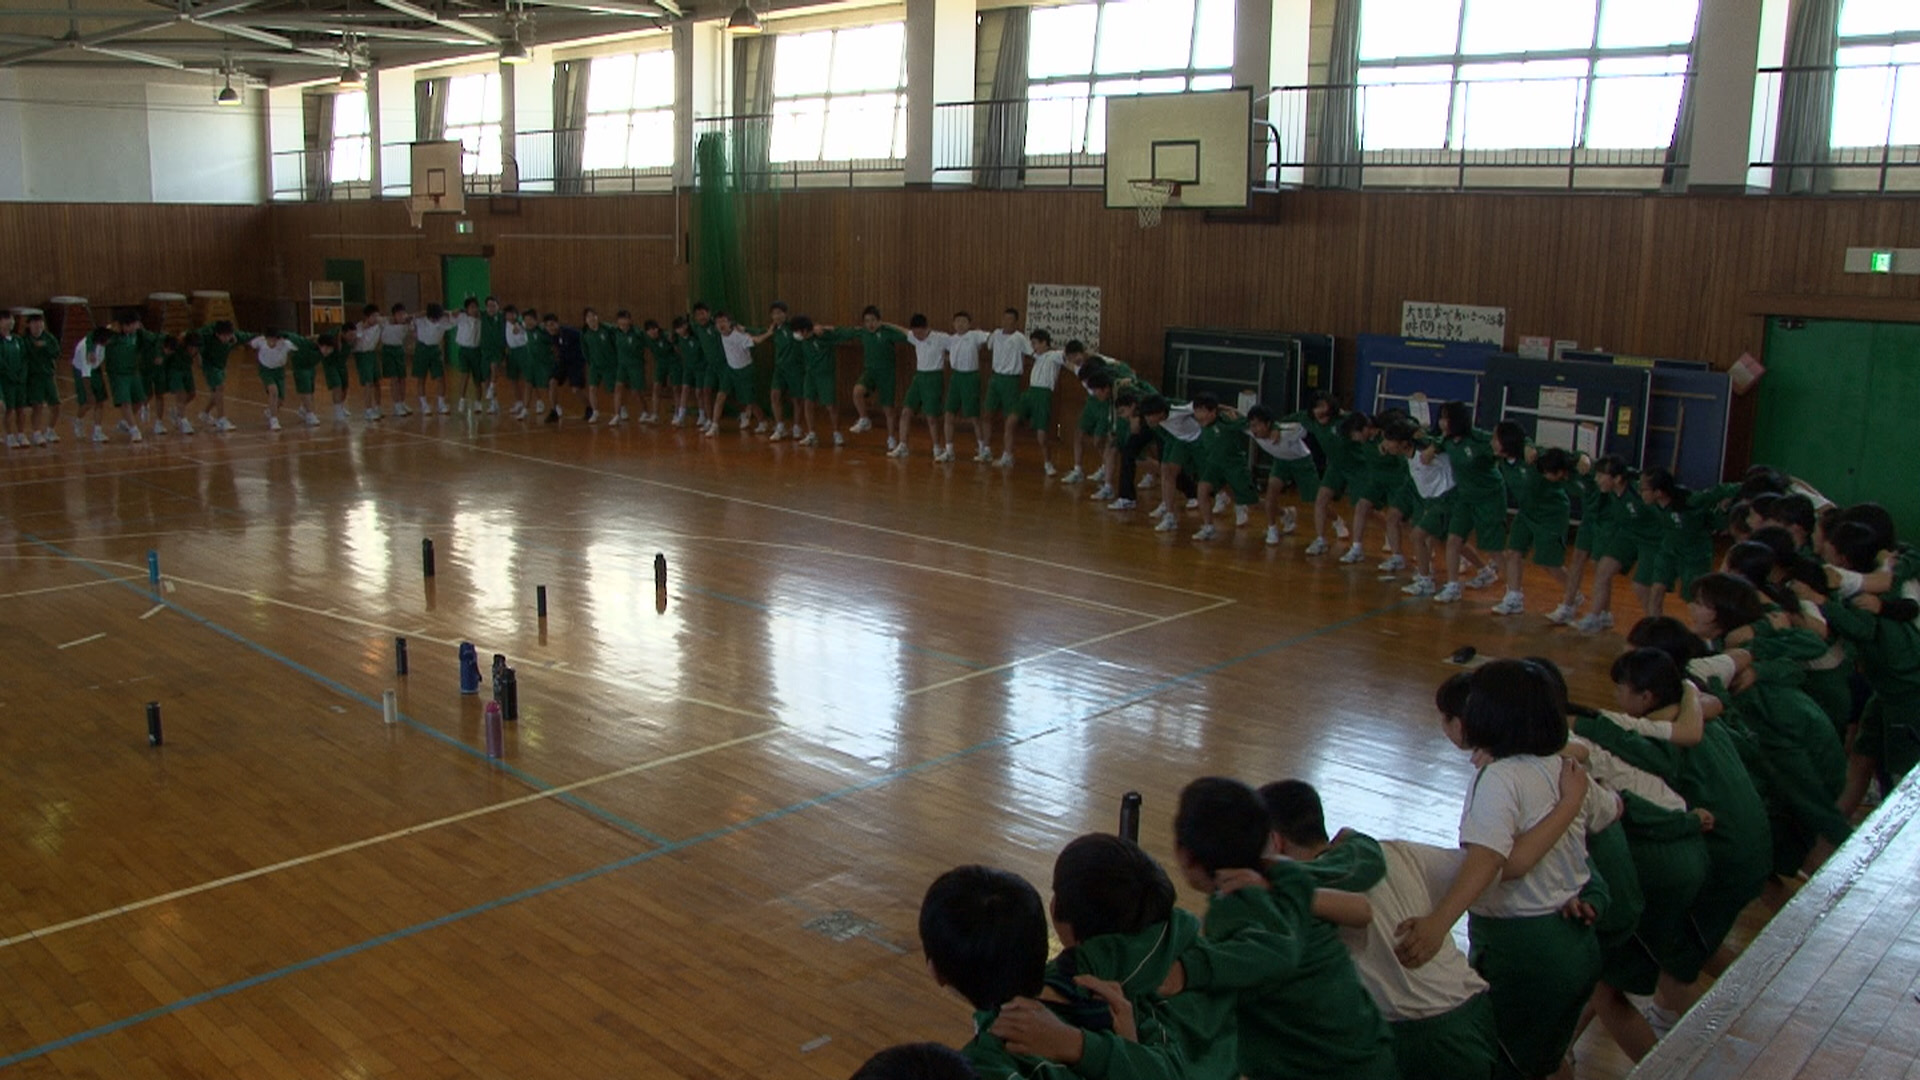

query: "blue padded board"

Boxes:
[1560, 351, 1733, 490]
[1354, 335, 1500, 419]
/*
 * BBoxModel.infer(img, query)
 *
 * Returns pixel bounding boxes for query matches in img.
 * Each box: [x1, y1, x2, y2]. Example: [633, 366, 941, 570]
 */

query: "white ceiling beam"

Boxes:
[531, 0, 680, 18]
[369, 0, 499, 45]
[0, 9, 172, 18]
[209, 17, 476, 45]
[85, 45, 187, 69]
[0, 17, 173, 66]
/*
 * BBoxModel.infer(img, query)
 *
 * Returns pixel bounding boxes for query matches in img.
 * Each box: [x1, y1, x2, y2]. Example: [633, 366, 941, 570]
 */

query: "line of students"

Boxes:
[876, 509, 1918, 1078]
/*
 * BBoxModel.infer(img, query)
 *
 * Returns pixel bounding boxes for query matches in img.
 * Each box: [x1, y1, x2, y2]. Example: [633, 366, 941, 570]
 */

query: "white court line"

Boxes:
[0, 727, 781, 950]
[392, 429, 1234, 604]
[905, 598, 1236, 697]
[0, 444, 361, 491]
[0, 575, 145, 601]
[55, 633, 106, 650]
[138, 604, 166, 620]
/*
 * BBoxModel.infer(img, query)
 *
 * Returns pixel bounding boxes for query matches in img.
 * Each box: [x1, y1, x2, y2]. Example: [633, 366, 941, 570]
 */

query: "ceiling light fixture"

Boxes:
[216, 65, 241, 106]
[499, 37, 530, 63]
[726, 3, 761, 33]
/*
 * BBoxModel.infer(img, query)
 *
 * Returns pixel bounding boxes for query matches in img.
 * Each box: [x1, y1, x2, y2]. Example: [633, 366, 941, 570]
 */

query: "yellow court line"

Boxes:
[392, 429, 1235, 604]
[0, 727, 781, 951]
[904, 598, 1237, 697]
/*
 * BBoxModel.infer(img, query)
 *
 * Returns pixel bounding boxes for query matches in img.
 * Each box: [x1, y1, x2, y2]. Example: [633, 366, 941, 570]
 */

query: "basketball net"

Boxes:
[406, 194, 441, 230]
[1129, 179, 1178, 229]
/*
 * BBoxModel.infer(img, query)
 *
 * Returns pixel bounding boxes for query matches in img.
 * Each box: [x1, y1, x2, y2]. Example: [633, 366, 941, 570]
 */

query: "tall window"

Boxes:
[584, 51, 676, 170]
[445, 71, 504, 175]
[1026, 0, 1235, 155]
[330, 89, 372, 184]
[1831, 0, 1920, 148]
[1354, 0, 1699, 152]
[770, 22, 909, 163]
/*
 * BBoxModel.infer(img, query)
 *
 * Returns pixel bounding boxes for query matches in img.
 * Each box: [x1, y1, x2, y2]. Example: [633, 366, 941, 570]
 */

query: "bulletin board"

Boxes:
[1026, 283, 1101, 350]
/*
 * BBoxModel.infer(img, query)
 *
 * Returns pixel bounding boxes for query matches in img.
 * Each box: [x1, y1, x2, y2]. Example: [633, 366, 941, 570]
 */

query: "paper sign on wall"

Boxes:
[1026, 284, 1102, 351]
[1401, 301, 1507, 347]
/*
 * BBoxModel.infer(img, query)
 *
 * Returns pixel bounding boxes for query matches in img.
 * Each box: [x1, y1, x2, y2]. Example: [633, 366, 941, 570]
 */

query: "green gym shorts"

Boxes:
[1630, 540, 1670, 587]
[719, 364, 754, 403]
[164, 367, 195, 395]
[292, 364, 318, 395]
[1267, 455, 1321, 494]
[945, 371, 982, 417]
[381, 345, 407, 380]
[1015, 386, 1051, 429]
[412, 344, 445, 379]
[857, 360, 896, 407]
[984, 372, 1021, 415]
[202, 362, 228, 389]
[26, 373, 59, 407]
[804, 364, 836, 406]
[74, 370, 107, 405]
[109, 371, 146, 406]
[904, 370, 945, 416]
[354, 350, 381, 385]
[617, 357, 646, 388]
[1078, 398, 1112, 438]
[321, 358, 349, 391]
[1506, 510, 1570, 568]
[588, 360, 616, 392]
[506, 347, 529, 382]
[1416, 491, 1455, 537]
[1446, 493, 1509, 549]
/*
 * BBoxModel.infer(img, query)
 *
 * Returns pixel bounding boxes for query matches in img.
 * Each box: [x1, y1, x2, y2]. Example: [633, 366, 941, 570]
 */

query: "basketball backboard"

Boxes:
[1104, 88, 1252, 211]
[407, 140, 465, 228]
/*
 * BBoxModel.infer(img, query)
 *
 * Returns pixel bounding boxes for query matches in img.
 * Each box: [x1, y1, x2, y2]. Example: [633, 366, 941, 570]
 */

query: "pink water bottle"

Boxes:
[484, 701, 504, 760]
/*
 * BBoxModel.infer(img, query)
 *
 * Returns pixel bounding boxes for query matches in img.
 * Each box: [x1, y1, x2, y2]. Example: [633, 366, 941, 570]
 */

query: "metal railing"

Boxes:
[1750, 64, 1920, 194]
[271, 129, 677, 202]
[688, 115, 906, 189]
[931, 99, 1108, 188]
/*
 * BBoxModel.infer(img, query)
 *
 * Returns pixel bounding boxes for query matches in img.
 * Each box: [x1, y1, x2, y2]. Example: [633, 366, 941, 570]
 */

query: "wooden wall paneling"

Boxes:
[0, 203, 270, 324]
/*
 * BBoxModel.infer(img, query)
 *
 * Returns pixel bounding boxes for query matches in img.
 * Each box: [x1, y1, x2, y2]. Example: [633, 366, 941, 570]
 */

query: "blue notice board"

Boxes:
[1355, 335, 1501, 421]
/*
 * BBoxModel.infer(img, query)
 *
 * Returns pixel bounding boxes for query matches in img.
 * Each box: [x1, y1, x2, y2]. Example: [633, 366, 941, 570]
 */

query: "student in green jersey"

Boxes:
[319, 319, 353, 424]
[669, 315, 701, 427]
[351, 304, 386, 422]
[71, 327, 111, 443]
[1433, 401, 1507, 605]
[919, 864, 1180, 1080]
[609, 308, 644, 426]
[691, 301, 723, 427]
[759, 302, 803, 441]
[0, 310, 26, 449]
[160, 333, 201, 435]
[1490, 422, 1574, 617]
[642, 318, 675, 426]
[1574, 455, 1658, 634]
[1000, 329, 1062, 474]
[478, 295, 507, 415]
[847, 305, 909, 450]
[789, 315, 859, 448]
[500, 304, 531, 420]
[525, 311, 560, 422]
[1189, 393, 1255, 542]
[578, 307, 617, 424]
[21, 311, 62, 447]
[101, 312, 162, 442]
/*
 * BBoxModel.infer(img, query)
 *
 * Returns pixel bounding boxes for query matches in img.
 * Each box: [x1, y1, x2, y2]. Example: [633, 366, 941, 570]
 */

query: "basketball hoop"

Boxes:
[1128, 179, 1179, 229]
[405, 193, 441, 230]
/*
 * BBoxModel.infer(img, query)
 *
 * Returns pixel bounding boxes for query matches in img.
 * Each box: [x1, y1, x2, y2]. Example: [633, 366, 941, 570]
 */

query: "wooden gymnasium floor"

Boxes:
[0, 392, 1832, 1079]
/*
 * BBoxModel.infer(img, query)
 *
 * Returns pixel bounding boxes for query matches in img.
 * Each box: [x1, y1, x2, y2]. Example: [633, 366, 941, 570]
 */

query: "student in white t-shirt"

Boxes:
[998, 329, 1063, 475]
[72, 329, 110, 443]
[703, 311, 770, 437]
[1137, 395, 1204, 533]
[451, 295, 483, 414]
[351, 305, 387, 421]
[380, 303, 414, 416]
[1248, 405, 1317, 545]
[1257, 780, 1498, 1080]
[1379, 420, 1455, 598]
[940, 311, 991, 463]
[980, 308, 1033, 463]
[896, 314, 951, 461]
[1399, 661, 1611, 1080]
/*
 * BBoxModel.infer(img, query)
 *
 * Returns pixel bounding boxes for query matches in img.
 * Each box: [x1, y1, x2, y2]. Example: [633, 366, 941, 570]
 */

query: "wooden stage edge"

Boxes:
[1634, 769, 1920, 1079]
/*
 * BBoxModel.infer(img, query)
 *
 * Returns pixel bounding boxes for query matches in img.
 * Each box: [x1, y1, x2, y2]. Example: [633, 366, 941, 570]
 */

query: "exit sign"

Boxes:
[1845, 247, 1919, 275]
[455, 219, 475, 235]
[1870, 250, 1893, 273]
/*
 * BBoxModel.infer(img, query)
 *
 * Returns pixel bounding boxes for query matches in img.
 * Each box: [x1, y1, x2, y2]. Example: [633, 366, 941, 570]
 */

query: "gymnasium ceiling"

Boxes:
[0, 0, 686, 86]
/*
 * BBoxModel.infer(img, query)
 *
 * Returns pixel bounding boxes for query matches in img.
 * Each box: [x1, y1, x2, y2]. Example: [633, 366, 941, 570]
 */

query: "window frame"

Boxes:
[1352, 0, 1700, 155]
[582, 49, 678, 173]
[1024, 0, 1238, 157]
[329, 88, 373, 187]
[768, 21, 911, 165]
[443, 71, 505, 177]
[1829, 2, 1920, 152]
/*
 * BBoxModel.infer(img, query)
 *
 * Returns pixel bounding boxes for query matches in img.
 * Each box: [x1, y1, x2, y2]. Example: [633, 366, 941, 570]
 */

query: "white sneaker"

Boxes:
[833, 432, 845, 447]
[364, 408, 379, 421]
[702, 422, 718, 436]
[1043, 461, 1058, 477]
[996, 453, 1014, 468]
[672, 408, 687, 426]
[1643, 1004, 1680, 1039]
[1148, 505, 1170, 521]
[1192, 524, 1218, 542]
[1265, 525, 1281, 545]
[1469, 566, 1500, 589]
[1544, 602, 1578, 625]
[437, 399, 449, 415]
[1062, 467, 1084, 484]
[801, 433, 819, 447]
[770, 424, 787, 441]
[1234, 505, 1250, 527]
[1091, 485, 1114, 501]
[1491, 592, 1527, 616]
[116, 419, 132, 434]
[1435, 582, 1465, 603]
[217, 418, 235, 433]
[45, 428, 59, 444]
[888, 444, 908, 458]
[886, 437, 898, 452]
[1281, 507, 1298, 533]
[1575, 612, 1615, 634]
[129, 427, 144, 442]
[1212, 491, 1230, 514]
[1334, 518, 1352, 540]
[1154, 515, 1179, 533]
[1108, 497, 1137, 510]
[1378, 554, 1408, 572]
[1138, 472, 1156, 490]
[485, 399, 498, 415]
[73, 418, 85, 437]
[586, 409, 601, 425]
[755, 420, 770, 434]
[153, 420, 168, 436]
[974, 447, 994, 463]
[1402, 576, 1436, 597]
[1304, 537, 1328, 556]
[92, 426, 108, 443]
[1338, 543, 1365, 564]
[335, 405, 350, 422]
[303, 410, 319, 427]
[849, 417, 873, 434]
[641, 411, 657, 423]
[510, 402, 526, 419]
[934, 447, 953, 463]
[177, 419, 195, 436]
[31, 431, 46, 447]
[1185, 497, 1199, 510]
[1089, 466, 1106, 484]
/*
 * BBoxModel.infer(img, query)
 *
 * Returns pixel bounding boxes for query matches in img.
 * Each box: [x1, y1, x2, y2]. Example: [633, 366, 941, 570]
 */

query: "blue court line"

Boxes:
[0, 595, 1405, 1069]
[21, 533, 669, 847]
